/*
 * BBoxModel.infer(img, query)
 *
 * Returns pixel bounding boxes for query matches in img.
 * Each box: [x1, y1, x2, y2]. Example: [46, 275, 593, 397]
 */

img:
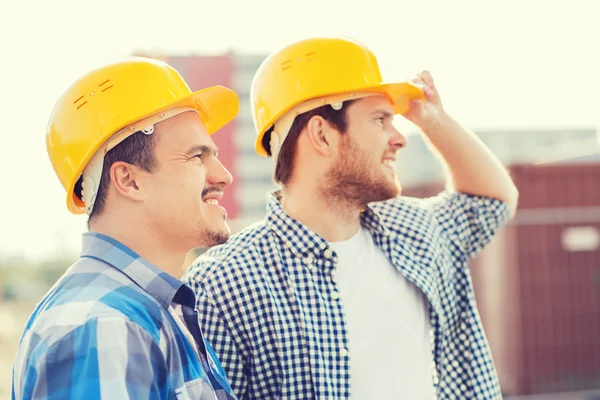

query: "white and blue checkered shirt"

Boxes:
[12, 232, 237, 400]
[183, 190, 511, 399]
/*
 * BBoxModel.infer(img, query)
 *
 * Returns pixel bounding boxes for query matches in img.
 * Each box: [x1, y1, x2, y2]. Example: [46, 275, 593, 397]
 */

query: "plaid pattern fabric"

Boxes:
[183, 190, 511, 399]
[12, 232, 236, 400]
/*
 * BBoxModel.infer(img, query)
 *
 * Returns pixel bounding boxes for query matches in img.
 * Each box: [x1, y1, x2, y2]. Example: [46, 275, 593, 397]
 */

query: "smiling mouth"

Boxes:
[382, 159, 396, 169]
[203, 196, 227, 218]
[202, 187, 223, 206]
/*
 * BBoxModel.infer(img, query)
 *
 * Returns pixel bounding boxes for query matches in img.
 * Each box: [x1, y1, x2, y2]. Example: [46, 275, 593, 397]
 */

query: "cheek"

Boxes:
[148, 169, 206, 204]
[356, 140, 381, 162]
[351, 126, 384, 150]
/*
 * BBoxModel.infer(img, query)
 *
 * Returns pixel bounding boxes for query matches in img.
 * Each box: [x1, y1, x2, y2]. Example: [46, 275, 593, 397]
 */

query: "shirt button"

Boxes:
[331, 292, 340, 300]
[307, 263, 314, 271]
[339, 348, 348, 357]
[304, 255, 314, 265]
[324, 248, 334, 259]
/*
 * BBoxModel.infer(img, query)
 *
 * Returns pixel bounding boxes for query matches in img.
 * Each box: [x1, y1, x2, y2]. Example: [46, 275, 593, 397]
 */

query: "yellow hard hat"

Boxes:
[250, 36, 425, 157]
[46, 57, 239, 214]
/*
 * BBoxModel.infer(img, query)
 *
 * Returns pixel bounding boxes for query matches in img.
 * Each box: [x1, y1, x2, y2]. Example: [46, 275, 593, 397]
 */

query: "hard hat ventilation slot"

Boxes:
[99, 79, 113, 92]
[280, 52, 318, 71]
[281, 60, 293, 71]
[305, 52, 318, 62]
[73, 95, 88, 110]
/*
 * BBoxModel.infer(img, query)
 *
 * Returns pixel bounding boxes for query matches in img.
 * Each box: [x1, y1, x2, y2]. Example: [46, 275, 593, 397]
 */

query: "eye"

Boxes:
[376, 116, 385, 126]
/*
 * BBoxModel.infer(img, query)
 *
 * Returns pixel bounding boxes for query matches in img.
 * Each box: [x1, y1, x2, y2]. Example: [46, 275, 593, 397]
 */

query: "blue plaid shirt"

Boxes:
[12, 232, 237, 400]
[183, 190, 511, 399]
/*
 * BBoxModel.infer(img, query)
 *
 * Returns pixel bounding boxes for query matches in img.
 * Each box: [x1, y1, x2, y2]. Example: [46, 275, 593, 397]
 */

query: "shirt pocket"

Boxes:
[175, 377, 218, 400]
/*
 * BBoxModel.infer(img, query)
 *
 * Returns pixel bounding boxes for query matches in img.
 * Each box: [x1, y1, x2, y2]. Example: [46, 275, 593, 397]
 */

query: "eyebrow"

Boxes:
[185, 145, 219, 157]
[372, 109, 394, 119]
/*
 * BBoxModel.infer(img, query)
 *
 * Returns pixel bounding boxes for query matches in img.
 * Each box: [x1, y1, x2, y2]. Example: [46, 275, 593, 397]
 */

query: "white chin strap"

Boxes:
[81, 106, 198, 216]
[269, 92, 381, 162]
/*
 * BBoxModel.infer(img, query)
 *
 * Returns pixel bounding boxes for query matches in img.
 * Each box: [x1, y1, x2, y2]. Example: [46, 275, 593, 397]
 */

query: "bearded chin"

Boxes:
[322, 146, 400, 208]
[195, 221, 231, 248]
[324, 170, 399, 207]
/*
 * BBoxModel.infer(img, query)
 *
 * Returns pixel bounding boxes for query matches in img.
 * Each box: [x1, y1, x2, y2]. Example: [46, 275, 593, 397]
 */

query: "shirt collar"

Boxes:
[265, 190, 391, 260]
[80, 232, 195, 309]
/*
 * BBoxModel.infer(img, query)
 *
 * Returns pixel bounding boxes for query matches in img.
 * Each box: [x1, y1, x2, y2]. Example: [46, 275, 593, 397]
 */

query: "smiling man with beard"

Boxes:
[183, 36, 519, 399]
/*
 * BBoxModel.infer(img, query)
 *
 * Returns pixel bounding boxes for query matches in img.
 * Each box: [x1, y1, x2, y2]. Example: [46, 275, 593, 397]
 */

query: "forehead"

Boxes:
[347, 95, 394, 115]
[154, 111, 215, 150]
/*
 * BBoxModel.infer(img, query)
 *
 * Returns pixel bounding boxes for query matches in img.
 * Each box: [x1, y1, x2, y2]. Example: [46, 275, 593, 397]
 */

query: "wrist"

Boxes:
[419, 110, 454, 138]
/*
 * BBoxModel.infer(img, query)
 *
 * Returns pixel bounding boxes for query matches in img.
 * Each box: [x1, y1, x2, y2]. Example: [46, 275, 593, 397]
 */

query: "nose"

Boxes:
[389, 126, 407, 149]
[207, 158, 233, 188]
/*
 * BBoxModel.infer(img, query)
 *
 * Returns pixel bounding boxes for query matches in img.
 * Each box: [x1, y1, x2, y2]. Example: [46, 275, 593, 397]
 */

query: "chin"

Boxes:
[199, 230, 230, 248]
[382, 174, 402, 196]
[378, 169, 401, 197]
[385, 186, 401, 201]
[364, 183, 399, 205]
[195, 221, 231, 248]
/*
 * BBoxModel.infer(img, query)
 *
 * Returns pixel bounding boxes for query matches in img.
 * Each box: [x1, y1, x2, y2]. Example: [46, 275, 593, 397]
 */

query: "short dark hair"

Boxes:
[262, 100, 356, 185]
[74, 131, 158, 220]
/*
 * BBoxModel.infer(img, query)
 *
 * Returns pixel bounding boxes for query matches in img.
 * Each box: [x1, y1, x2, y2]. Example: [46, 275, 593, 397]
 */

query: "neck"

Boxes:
[281, 181, 362, 242]
[89, 211, 186, 278]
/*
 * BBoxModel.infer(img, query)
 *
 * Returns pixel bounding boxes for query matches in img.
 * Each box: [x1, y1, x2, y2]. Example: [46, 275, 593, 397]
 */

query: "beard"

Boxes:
[194, 186, 230, 248]
[321, 135, 401, 208]
[195, 218, 230, 248]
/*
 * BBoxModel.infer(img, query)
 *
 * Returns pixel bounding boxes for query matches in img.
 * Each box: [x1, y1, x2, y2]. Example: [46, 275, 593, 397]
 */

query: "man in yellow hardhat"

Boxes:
[184, 36, 519, 399]
[12, 58, 239, 399]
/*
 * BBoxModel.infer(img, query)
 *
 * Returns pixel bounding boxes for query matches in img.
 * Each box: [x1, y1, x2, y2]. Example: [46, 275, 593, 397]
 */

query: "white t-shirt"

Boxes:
[328, 226, 435, 399]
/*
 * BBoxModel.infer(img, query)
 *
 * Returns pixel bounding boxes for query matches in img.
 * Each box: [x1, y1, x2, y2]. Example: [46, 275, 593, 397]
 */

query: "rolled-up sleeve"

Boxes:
[426, 191, 511, 259]
[16, 317, 169, 400]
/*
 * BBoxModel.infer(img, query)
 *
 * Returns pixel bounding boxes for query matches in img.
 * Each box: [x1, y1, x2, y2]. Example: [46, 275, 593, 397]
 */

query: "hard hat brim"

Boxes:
[254, 81, 424, 157]
[184, 85, 240, 136]
[67, 85, 239, 214]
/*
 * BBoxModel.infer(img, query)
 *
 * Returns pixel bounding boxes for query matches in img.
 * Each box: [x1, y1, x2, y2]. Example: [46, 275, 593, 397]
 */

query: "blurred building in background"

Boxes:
[398, 127, 599, 187]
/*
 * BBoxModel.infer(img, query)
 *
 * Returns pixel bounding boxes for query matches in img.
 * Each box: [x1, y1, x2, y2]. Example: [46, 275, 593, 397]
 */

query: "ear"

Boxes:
[305, 116, 337, 157]
[109, 162, 145, 203]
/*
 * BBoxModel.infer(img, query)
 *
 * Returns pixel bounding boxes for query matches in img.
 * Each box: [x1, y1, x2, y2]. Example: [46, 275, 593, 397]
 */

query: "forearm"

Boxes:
[421, 112, 519, 216]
